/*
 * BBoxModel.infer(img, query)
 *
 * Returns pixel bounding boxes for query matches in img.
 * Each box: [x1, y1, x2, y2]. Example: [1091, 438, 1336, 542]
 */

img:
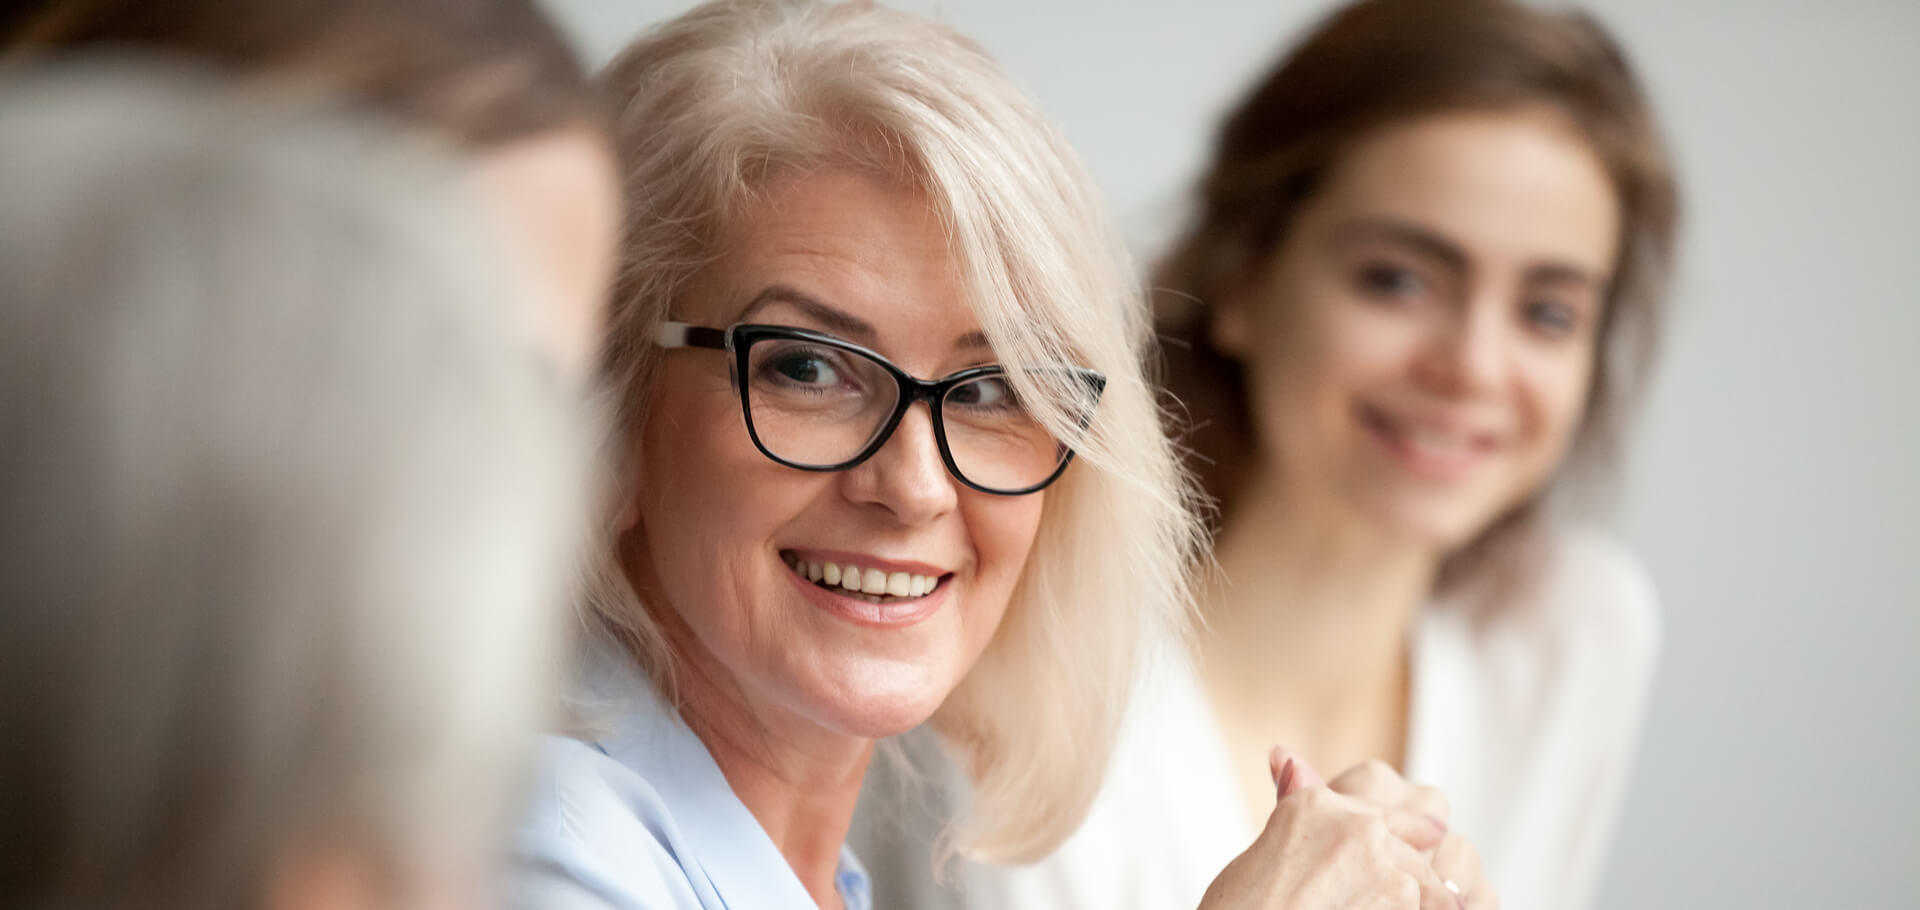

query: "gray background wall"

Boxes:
[542, 1, 1920, 905]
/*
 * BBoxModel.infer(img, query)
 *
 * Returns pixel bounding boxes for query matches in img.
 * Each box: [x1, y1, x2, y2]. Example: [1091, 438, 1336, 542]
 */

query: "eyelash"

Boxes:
[1345, 246, 1595, 346]
[1355, 262, 1429, 300]
[1522, 299, 1581, 336]
[756, 346, 862, 394]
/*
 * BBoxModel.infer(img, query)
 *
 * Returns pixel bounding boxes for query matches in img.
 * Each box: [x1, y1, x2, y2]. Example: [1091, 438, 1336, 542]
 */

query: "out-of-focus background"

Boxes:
[543, 1, 1920, 905]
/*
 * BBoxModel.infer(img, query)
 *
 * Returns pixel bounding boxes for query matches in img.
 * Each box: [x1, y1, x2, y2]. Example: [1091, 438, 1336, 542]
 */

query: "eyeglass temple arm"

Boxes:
[655, 321, 729, 351]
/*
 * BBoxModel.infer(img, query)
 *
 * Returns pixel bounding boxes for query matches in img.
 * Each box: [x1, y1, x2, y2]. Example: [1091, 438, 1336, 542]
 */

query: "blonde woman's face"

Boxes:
[1218, 108, 1619, 549]
[624, 171, 1042, 738]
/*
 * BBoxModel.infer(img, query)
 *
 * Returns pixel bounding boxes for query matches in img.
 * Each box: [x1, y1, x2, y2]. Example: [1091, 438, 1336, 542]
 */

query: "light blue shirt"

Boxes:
[508, 653, 872, 910]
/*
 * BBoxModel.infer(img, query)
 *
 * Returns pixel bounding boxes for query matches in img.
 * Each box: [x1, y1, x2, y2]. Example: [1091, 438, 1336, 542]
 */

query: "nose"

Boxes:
[1414, 294, 1508, 397]
[840, 402, 959, 525]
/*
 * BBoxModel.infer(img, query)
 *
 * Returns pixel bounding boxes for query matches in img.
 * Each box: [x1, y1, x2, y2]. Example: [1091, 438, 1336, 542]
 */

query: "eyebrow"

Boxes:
[1329, 217, 1607, 290]
[1525, 261, 1607, 291]
[1329, 217, 1468, 274]
[737, 284, 993, 353]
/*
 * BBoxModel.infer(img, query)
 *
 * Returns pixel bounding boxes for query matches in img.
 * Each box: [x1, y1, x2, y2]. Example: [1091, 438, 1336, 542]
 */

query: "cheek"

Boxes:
[641, 385, 753, 524]
[1251, 292, 1419, 446]
[961, 494, 1045, 606]
[1517, 346, 1598, 449]
[631, 376, 807, 607]
[1305, 306, 1425, 391]
[534, 224, 607, 344]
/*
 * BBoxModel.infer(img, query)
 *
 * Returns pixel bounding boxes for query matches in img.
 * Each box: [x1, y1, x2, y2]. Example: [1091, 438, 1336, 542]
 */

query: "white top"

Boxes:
[851, 528, 1659, 910]
[509, 649, 872, 910]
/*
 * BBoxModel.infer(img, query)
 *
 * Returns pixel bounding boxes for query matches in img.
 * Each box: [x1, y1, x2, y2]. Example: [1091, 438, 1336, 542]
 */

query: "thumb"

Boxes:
[1268, 745, 1327, 798]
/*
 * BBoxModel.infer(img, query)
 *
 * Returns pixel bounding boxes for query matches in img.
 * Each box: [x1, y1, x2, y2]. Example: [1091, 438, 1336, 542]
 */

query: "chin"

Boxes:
[1358, 491, 1492, 553]
[792, 651, 960, 739]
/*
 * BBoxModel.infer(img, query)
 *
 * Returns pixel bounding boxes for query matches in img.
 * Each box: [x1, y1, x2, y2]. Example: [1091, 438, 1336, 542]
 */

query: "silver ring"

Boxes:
[1443, 879, 1463, 896]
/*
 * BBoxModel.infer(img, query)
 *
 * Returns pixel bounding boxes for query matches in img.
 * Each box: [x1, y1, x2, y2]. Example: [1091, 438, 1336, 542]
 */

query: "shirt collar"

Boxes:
[581, 647, 874, 910]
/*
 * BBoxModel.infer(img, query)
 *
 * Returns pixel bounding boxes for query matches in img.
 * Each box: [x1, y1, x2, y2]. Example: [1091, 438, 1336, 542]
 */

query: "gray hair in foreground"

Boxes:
[0, 63, 594, 910]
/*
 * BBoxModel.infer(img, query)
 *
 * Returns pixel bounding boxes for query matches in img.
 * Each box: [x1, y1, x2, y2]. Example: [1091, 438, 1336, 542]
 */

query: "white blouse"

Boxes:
[851, 528, 1660, 910]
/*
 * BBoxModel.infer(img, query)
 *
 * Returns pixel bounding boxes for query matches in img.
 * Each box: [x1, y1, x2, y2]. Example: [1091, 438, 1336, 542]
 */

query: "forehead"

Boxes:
[690, 171, 977, 335]
[1305, 107, 1622, 275]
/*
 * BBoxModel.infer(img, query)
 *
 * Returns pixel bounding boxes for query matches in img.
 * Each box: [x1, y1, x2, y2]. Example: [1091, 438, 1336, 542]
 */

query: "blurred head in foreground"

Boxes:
[4, 0, 622, 375]
[0, 66, 594, 910]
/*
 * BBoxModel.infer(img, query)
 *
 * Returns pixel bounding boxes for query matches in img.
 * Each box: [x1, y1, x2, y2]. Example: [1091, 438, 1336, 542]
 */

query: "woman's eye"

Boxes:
[772, 353, 837, 384]
[950, 376, 1013, 408]
[760, 345, 853, 388]
[1523, 299, 1580, 336]
[1355, 263, 1427, 300]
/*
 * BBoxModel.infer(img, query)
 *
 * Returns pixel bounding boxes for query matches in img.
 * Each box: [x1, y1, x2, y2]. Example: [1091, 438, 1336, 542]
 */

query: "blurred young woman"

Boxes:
[858, 1, 1678, 909]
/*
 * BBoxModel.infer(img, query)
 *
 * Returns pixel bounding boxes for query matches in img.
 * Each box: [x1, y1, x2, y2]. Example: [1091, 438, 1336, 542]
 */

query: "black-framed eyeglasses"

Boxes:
[655, 321, 1105, 496]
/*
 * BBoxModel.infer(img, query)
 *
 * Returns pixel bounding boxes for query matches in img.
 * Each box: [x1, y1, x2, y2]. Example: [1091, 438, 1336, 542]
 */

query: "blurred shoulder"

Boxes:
[1482, 526, 1662, 676]
[1541, 526, 1660, 658]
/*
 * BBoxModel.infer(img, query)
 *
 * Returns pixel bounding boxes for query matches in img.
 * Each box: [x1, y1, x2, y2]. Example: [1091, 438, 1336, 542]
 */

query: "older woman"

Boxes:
[0, 66, 593, 910]
[511, 2, 1486, 909]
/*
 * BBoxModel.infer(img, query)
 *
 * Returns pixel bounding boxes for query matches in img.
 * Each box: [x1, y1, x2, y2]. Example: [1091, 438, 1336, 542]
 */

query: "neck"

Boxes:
[1199, 468, 1439, 735]
[662, 632, 868, 910]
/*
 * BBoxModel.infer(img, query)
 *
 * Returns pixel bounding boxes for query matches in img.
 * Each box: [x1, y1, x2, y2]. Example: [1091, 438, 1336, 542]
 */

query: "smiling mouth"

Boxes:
[1358, 404, 1499, 479]
[779, 551, 948, 605]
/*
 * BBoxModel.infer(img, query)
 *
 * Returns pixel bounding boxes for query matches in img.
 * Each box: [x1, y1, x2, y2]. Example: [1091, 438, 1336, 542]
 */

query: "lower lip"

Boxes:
[784, 560, 950, 629]
[1360, 406, 1490, 483]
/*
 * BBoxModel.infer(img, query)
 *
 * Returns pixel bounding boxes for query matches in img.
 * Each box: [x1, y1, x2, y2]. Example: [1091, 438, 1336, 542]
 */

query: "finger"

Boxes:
[1268, 745, 1325, 797]
[1269, 749, 1295, 798]
[1383, 806, 1448, 853]
[1403, 783, 1450, 825]
[1328, 762, 1451, 848]
[1383, 834, 1465, 910]
[1327, 758, 1411, 805]
[1432, 833, 1494, 910]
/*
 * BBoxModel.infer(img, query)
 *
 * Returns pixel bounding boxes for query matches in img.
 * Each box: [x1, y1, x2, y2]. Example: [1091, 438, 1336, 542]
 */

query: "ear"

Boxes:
[613, 486, 642, 533]
[1208, 289, 1256, 359]
[611, 428, 647, 534]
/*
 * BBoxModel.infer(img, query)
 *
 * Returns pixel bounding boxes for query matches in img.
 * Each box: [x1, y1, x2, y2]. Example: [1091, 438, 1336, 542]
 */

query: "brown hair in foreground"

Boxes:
[3, 0, 600, 148]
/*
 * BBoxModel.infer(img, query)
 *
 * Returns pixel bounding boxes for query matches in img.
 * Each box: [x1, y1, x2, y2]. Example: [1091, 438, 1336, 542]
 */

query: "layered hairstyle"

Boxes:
[0, 66, 593, 910]
[2, 0, 599, 149]
[1156, 0, 1680, 592]
[588, 0, 1203, 863]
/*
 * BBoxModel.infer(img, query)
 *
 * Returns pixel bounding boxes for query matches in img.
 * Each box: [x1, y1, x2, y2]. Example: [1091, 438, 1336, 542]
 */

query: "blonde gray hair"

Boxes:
[0, 65, 593, 910]
[587, 0, 1203, 863]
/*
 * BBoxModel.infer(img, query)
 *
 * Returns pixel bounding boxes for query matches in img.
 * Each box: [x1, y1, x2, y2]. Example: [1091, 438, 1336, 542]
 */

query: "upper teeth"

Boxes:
[1403, 425, 1470, 456]
[787, 555, 940, 597]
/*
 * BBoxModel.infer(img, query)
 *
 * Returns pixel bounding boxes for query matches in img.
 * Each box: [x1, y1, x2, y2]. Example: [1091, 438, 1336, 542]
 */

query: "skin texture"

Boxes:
[1196, 748, 1491, 910]
[467, 124, 622, 379]
[618, 171, 1046, 908]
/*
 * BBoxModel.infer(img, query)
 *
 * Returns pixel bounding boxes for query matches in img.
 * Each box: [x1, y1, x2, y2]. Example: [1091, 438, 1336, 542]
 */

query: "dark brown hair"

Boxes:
[4, 0, 600, 148]
[1157, 0, 1680, 593]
